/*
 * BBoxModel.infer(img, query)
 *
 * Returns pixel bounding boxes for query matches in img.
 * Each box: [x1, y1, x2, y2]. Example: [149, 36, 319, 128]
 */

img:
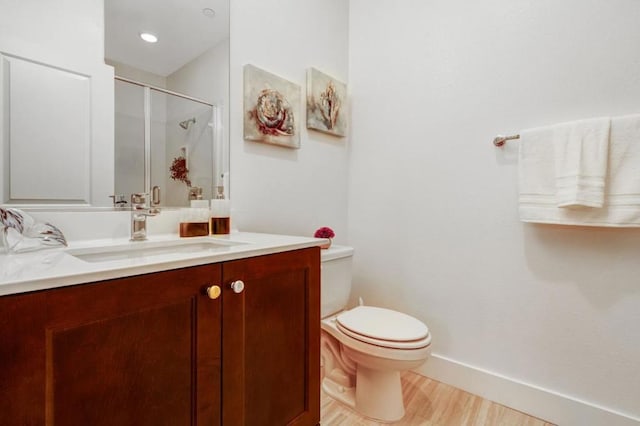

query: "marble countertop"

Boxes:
[0, 232, 324, 296]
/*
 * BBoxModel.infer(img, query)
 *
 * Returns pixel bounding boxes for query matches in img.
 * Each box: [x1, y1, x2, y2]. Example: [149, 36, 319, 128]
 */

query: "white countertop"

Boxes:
[0, 232, 324, 296]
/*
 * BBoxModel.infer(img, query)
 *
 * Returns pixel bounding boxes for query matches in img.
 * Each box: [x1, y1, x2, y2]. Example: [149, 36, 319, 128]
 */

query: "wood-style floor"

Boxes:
[320, 371, 555, 426]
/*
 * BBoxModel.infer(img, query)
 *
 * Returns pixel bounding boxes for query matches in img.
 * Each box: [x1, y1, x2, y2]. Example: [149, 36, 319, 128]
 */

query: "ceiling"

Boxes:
[105, 0, 229, 77]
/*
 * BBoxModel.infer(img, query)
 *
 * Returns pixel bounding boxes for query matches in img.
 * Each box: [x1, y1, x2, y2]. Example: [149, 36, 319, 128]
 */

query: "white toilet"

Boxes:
[320, 246, 431, 423]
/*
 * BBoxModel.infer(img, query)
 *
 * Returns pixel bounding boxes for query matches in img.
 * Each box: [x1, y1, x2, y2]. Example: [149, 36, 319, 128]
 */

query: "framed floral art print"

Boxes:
[243, 64, 301, 149]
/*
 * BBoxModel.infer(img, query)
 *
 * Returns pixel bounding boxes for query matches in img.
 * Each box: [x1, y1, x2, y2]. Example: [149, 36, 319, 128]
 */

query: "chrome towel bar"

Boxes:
[493, 134, 520, 147]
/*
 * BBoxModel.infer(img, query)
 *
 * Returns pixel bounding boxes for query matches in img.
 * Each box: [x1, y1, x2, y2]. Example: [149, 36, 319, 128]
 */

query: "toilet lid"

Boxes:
[336, 306, 429, 349]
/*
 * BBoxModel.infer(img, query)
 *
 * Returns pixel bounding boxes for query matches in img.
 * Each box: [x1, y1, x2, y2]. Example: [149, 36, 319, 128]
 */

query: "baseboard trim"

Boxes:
[415, 354, 640, 426]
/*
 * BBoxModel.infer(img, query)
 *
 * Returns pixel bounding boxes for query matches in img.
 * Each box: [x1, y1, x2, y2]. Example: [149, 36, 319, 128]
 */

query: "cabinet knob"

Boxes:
[230, 280, 245, 294]
[206, 285, 221, 299]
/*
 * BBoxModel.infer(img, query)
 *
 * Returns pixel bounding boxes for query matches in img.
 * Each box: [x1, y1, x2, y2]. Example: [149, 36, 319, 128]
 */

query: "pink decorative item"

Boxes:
[314, 226, 335, 249]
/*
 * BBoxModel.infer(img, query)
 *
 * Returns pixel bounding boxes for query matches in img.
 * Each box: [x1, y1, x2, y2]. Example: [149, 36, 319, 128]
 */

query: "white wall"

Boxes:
[229, 0, 350, 241]
[348, 0, 640, 424]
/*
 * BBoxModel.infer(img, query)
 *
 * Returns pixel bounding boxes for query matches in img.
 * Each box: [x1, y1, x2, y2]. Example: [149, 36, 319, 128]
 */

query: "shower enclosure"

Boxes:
[114, 77, 225, 207]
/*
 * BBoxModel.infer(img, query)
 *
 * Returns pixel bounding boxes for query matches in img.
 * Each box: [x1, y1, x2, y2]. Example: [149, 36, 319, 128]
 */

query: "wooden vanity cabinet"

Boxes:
[0, 263, 222, 426]
[0, 247, 320, 426]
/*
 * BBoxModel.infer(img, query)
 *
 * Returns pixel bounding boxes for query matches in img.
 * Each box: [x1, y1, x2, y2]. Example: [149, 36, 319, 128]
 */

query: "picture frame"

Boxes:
[243, 64, 301, 149]
[306, 68, 347, 137]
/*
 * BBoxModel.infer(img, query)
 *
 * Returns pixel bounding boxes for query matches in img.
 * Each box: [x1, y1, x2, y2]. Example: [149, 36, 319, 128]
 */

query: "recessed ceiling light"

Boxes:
[202, 8, 216, 18]
[139, 32, 158, 43]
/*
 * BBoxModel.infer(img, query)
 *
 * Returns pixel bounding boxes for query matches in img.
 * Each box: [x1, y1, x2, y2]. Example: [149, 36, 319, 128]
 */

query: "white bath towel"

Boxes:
[518, 125, 556, 210]
[605, 114, 640, 208]
[553, 117, 610, 208]
[518, 113, 640, 227]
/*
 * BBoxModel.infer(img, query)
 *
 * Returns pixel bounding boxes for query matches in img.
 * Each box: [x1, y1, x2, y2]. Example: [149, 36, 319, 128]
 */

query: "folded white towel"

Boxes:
[553, 117, 610, 208]
[518, 113, 640, 227]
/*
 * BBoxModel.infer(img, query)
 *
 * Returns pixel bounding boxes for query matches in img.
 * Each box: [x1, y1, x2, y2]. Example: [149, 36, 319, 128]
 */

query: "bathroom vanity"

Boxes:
[0, 234, 321, 426]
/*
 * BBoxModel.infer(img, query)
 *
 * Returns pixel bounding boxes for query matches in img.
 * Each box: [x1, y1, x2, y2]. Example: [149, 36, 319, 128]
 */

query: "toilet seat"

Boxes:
[336, 306, 430, 350]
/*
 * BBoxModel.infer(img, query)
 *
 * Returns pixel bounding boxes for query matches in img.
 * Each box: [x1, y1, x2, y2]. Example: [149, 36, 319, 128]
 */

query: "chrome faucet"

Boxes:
[130, 193, 160, 241]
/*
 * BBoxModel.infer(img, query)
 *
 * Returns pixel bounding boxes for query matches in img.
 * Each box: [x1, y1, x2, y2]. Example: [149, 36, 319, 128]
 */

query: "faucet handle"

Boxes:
[109, 194, 128, 208]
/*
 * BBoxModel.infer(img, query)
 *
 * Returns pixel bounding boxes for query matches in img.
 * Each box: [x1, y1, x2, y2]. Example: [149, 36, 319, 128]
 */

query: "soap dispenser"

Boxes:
[179, 200, 210, 237]
[210, 185, 230, 235]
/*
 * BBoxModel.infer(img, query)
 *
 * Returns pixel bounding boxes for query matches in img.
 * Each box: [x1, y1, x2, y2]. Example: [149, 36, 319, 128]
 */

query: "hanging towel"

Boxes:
[605, 114, 640, 209]
[518, 125, 556, 211]
[518, 113, 640, 227]
[553, 117, 610, 208]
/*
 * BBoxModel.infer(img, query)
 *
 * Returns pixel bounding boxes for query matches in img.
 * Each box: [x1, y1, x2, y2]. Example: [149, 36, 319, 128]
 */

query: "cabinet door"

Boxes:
[0, 290, 47, 425]
[0, 264, 222, 426]
[222, 248, 320, 426]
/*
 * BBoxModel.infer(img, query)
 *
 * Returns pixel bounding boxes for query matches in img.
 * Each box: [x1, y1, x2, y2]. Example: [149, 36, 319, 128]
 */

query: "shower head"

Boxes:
[179, 117, 196, 129]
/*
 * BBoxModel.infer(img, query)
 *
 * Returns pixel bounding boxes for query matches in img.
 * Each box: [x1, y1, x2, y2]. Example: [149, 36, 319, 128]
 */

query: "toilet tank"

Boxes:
[320, 245, 354, 318]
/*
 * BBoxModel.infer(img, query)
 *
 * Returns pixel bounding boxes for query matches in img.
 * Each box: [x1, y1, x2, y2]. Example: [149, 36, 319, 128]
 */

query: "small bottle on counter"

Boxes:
[210, 186, 230, 235]
[179, 200, 210, 237]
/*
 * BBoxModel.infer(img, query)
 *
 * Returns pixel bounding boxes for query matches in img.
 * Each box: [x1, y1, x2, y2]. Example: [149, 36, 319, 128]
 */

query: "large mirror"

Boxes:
[0, 0, 229, 209]
[105, 0, 230, 208]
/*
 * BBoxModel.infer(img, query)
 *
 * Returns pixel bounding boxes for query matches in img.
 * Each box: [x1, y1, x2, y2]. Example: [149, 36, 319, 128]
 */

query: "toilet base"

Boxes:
[356, 366, 405, 422]
[322, 366, 405, 423]
[322, 378, 356, 411]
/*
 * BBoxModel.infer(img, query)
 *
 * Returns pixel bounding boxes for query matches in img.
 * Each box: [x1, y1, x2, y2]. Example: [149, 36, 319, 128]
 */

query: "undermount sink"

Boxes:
[67, 239, 244, 263]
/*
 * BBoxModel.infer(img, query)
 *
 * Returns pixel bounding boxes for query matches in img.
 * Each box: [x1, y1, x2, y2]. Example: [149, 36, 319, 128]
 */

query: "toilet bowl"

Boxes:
[320, 246, 431, 423]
